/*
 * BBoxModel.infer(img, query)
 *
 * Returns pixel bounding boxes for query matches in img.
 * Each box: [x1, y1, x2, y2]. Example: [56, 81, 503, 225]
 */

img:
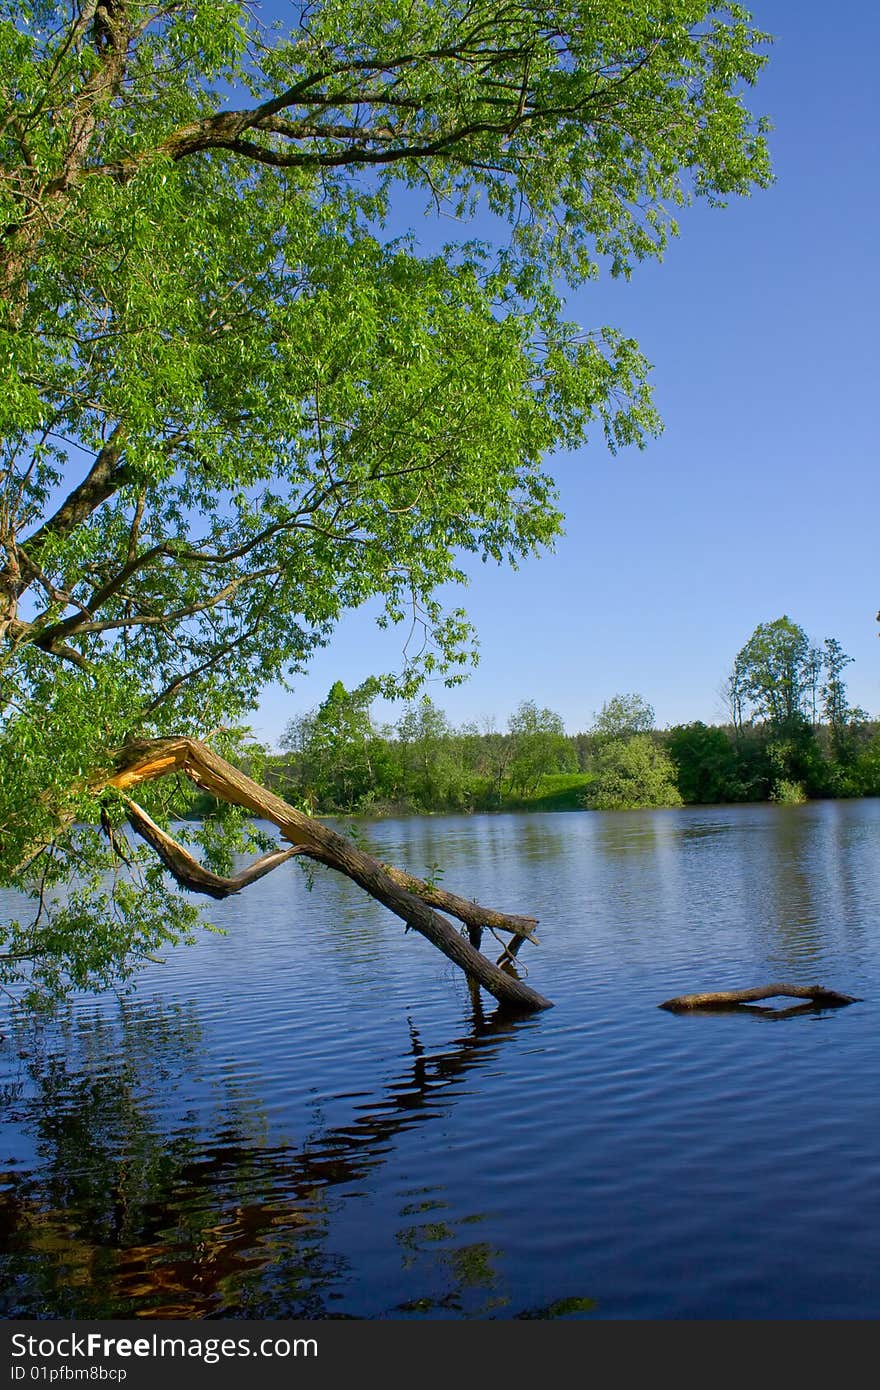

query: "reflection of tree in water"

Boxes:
[0, 993, 530, 1318]
[396, 1221, 508, 1317]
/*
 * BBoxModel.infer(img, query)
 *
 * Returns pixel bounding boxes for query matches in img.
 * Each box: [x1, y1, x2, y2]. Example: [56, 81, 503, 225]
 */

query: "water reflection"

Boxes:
[395, 1221, 507, 1317]
[670, 1000, 849, 1020]
[2, 801, 879, 1320]
[560, 801, 877, 980]
[0, 991, 530, 1319]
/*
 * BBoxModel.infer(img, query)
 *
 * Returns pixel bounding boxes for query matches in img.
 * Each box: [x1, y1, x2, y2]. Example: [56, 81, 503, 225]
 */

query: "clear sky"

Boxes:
[253, 0, 879, 747]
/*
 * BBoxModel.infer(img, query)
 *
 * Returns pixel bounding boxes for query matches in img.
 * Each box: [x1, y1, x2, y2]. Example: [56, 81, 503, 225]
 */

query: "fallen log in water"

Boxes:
[659, 982, 860, 1012]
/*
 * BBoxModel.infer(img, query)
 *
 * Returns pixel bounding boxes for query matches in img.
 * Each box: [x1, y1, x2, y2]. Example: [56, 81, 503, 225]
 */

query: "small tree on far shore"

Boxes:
[506, 701, 570, 797]
[586, 736, 682, 811]
[593, 693, 655, 742]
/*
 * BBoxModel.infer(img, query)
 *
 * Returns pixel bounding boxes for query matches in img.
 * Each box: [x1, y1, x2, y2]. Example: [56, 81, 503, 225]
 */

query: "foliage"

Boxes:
[764, 722, 826, 800]
[851, 732, 880, 798]
[666, 721, 743, 803]
[0, 0, 772, 1001]
[394, 697, 478, 811]
[727, 617, 869, 795]
[592, 692, 656, 741]
[581, 689, 681, 811]
[268, 613, 880, 816]
[769, 779, 807, 806]
[733, 616, 814, 726]
[505, 700, 571, 797]
[821, 638, 852, 726]
[585, 735, 683, 811]
[279, 677, 382, 810]
[274, 690, 581, 812]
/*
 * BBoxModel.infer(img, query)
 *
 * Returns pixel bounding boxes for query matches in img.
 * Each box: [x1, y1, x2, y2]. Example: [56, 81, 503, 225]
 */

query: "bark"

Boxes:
[659, 983, 860, 1012]
[121, 796, 305, 899]
[23, 427, 128, 564]
[99, 737, 551, 1012]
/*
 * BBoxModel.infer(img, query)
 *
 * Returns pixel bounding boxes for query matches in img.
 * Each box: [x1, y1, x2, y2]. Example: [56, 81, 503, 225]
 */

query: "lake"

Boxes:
[1, 799, 879, 1319]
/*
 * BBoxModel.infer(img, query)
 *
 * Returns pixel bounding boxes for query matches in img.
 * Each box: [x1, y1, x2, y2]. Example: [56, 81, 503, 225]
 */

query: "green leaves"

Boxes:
[1, 1, 772, 1001]
[506, 700, 570, 797]
[733, 616, 814, 726]
[587, 735, 684, 811]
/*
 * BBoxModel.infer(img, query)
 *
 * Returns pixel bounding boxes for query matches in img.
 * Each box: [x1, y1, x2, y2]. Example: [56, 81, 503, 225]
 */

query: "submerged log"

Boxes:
[96, 737, 552, 1013]
[659, 982, 860, 1012]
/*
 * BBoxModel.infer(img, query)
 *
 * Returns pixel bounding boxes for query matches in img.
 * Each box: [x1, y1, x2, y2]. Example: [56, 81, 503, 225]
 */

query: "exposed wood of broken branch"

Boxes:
[659, 983, 860, 1012]
[104, 738, 550, 1012]
[123, 797, 304, 899]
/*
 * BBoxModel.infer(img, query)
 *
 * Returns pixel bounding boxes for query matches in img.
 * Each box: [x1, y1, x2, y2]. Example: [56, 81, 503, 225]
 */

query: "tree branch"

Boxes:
[122, 795, 304, 898]
[659, 983, 860, 1012]
[20, 425, 127, 564]
[98, 736, 549, 1011]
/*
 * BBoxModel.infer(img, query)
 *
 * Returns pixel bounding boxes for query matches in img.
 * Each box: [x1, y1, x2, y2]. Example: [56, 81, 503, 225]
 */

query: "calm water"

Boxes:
[1, 800, 879, 1320]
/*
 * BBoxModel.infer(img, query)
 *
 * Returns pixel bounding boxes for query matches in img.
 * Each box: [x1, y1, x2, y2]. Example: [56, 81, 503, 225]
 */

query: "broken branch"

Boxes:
[659, 982, 860, 1012]
[101, 737, 551, 1012]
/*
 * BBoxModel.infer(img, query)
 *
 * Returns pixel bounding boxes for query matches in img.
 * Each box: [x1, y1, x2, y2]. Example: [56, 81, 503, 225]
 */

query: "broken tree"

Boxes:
[110, 738, 552, 1011]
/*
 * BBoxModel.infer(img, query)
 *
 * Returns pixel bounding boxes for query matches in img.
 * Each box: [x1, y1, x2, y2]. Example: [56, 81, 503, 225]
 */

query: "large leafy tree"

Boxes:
[732, 617, 857, 733]
[593, 691, 656, 741]
[0, 0, 771, 1009]
[733, 616, 813, 726]
[395, 696, 469, 810]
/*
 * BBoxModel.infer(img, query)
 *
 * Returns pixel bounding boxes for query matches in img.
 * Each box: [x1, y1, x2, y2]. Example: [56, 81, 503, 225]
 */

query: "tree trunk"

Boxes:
[659, 983, 859, 1012]
[101, 737, 552, 1013]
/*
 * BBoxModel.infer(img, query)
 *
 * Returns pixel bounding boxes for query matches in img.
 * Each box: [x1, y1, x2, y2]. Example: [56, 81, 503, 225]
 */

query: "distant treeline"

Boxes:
[196, 616, 880, 816]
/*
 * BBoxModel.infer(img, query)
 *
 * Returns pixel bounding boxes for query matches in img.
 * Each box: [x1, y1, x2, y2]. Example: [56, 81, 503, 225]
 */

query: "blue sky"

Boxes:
[254, 0, 879, 746]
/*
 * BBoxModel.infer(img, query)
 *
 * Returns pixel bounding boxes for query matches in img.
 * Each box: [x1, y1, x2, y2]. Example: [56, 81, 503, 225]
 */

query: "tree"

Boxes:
[727, 618, 876, 799]
[586, 735, 683, 811]
[720, 656, 747, 736]
[0, 1, 771, 1009]
[818, 636, 870, 782]
[820, 637, 853, 737]
[506, 700, 569, 797]
[803, 643, 824, 727]
[593, 692, 656, 741]
[280, 678, 380, 810]
[396, 696, 474, 809]
[852, 727, 880, 797]
[733, 617, 813, 726]
[666, 721, 741, 804]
